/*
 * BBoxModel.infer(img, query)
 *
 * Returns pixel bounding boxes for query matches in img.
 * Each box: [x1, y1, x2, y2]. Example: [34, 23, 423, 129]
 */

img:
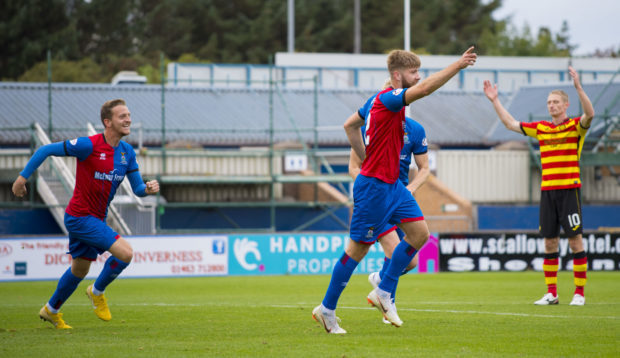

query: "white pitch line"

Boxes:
[417, 301, 620, 305]
[7, 302, 619, 320]
[270, 304, 620, 320]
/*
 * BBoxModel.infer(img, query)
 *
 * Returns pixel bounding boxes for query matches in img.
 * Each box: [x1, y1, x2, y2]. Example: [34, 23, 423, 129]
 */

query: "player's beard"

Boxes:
[115, 123, 131, 138]
[402, 77, 419, 88]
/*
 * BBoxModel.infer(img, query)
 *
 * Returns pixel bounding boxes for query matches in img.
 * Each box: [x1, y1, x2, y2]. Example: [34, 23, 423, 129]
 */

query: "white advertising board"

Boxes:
[0, 235, 228, 281]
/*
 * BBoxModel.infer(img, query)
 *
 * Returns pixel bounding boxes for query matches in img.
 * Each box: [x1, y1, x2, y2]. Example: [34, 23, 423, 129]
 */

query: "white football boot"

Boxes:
[312, 305, 346, 334]
[368, 272, 381, 289]
[569, 294, 585, 306]
[533, 292, 559, 305]
[367, 288, 402, 327]
[368, 272, 392, 324]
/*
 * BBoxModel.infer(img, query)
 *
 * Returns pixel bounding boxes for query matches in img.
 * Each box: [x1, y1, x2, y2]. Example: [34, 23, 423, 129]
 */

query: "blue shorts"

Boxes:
[350, 174, 423, 244]
[64, 213, 119, 261]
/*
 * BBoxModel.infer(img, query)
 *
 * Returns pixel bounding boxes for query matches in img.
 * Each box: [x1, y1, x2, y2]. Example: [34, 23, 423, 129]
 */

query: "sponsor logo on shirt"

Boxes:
[70, 138, 78, 146]
[94, 169, 125, 182]
[392, 88, 403, 95]
[422, 137, 428, 146]
[543, 138, 568, 146]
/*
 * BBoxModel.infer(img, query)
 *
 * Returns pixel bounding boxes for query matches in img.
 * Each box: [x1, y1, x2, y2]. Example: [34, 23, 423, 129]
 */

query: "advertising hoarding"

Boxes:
[0, 235, 228, 281]
[438, 232, 620, 272]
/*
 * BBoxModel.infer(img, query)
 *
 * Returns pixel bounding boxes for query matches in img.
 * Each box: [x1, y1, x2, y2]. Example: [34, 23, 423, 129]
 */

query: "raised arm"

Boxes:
[343, 112, 366, 161]
[483, 80, 522, 134]
[569, 66, 595, 128]
[405, 46, 477, 104]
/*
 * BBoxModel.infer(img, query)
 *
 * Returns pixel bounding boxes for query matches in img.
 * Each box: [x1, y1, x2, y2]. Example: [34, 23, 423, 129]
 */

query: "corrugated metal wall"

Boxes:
[436, 150, 620, 203]
[436, 150, 531, 203]
[136, 151, 275, 176]
[581, 167, 620, 202]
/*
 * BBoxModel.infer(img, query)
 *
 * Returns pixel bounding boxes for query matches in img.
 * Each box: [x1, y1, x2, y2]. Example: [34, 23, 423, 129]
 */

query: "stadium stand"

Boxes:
[0, 82, 504, 147]
[1, 69, 618, 234]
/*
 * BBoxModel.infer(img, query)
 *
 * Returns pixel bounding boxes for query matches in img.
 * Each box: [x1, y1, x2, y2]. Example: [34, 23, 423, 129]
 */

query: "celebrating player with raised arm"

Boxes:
[484, 67, 594, 306]
[313, 47, 476, 334]
[349, 79, 430, 324]
[12, 99, 159, 328]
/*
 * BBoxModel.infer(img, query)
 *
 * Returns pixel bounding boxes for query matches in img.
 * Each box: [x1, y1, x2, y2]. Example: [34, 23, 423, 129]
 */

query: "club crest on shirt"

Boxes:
[69, 138, 78, 146]
[99, 153, 106, 160]
[120, 152, 127, 165]
[404, 133, 410, 144]
[392, 88, 403, 95]
[422, 137, 428, 146]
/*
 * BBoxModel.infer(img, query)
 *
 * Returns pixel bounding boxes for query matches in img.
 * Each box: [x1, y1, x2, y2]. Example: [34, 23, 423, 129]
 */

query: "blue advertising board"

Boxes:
[229, 233, 388, 275]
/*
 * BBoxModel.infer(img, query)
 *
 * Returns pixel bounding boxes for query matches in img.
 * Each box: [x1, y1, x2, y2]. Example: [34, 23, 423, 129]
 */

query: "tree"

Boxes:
[2, 0, 581, 82]
[555, 20, 575, 56]
[18, 58, 107, 83]
[0, 0, 78, 80]
[74, 0, 137, 60]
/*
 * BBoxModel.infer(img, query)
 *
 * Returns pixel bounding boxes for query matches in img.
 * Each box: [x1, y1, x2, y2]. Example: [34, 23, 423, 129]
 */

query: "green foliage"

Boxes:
[0, 0, 78, 80]
[137, 64, 161, 84]
[18, 58, 107, 83]
[0, 272, 618, 357]
[1, 0, 588, 82]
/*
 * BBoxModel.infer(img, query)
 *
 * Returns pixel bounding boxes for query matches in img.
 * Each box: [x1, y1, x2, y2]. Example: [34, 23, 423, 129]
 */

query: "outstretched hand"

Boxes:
[145, 180, 160, 195]
[568, 66, 582, 89]
[458, 46, 477, 69]
[483, 80, 498, 102]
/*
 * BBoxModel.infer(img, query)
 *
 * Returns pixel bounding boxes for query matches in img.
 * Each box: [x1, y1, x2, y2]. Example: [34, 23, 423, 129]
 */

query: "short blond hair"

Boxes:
[387, 50, 421, 73]
[100, 99, 126, 126]
[549, 90, 569, 103]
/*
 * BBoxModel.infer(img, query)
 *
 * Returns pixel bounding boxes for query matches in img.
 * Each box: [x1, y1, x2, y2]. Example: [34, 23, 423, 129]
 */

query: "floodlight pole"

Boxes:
[288, 0, 294, 52]
[404, 0, 411, 52]
[47, 49, 52, 139]
[404, 0, 411, 117]
[354, 0, 361, 53]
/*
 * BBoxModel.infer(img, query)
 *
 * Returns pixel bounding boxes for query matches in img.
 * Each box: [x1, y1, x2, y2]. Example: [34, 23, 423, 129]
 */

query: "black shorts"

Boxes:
[539, 188, 583, 238]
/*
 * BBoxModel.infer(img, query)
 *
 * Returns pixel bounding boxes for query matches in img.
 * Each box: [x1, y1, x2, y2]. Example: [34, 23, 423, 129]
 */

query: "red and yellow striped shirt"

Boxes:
[521, 117, 588, 191]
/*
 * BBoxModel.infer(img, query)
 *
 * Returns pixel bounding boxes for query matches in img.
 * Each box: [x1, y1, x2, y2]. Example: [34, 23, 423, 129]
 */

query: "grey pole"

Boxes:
[404, 0, 411, 52]
[288, 0, 294, 52]
[354, 0, 361, 54]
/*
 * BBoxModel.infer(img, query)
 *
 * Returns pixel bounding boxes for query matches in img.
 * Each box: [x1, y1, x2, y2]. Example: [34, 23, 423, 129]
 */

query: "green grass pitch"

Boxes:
[1, 271, 618, 357]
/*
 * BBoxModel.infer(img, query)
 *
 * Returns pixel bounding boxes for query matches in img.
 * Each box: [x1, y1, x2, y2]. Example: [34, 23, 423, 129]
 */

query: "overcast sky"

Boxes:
[491, 0, 620, 55]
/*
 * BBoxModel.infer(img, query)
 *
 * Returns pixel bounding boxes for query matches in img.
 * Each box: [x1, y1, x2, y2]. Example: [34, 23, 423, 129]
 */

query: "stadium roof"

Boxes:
[1, 82, 616, 148]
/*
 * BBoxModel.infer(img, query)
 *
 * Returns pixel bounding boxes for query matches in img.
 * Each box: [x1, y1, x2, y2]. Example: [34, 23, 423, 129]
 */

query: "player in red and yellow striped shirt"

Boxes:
[484, 66, 594, 306]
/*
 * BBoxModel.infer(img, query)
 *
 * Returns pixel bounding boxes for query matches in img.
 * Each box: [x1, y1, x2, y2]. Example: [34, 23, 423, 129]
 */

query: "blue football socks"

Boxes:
[94, 256, 129, 293]
[322, 253, 359, 310]
[48, 268, 83, 312]
[379, 257, 410, 302]
[379, 257, 390, 280]
[379, 241, 417, 295]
